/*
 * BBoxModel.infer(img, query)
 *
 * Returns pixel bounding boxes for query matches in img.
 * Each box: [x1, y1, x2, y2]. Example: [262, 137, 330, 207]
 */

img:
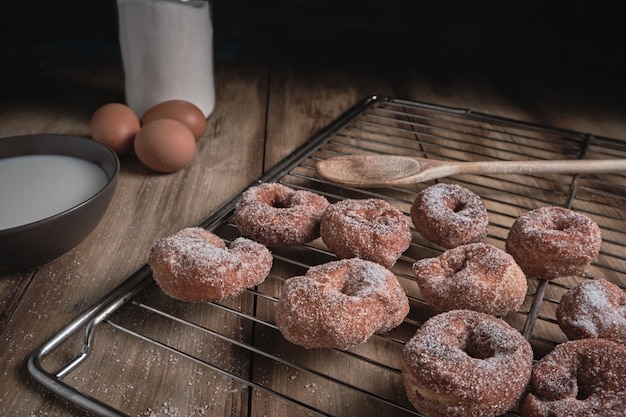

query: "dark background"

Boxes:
[0, 0, 623, 71]
[0, 0, 624, 65]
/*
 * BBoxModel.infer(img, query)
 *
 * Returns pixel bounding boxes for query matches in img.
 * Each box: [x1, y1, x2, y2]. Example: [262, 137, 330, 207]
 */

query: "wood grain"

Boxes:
[0, 61, 269, 416]
[1, 60, 625, 416]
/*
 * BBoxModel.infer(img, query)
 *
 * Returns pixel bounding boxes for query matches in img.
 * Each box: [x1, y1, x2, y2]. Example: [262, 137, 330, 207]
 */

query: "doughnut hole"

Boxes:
[340, 272, 376, 298]
[340, 276, 361, 296]
[546, 216, 571, 232]
[445, 196, 467, 214]
[265, 194, 290, 208]
[553, 220, 569, 231]
[576, 377, 593, 401]
[443, 250, 470, 276]
[464, 329, 497, 360]
[272, 199, 290, 209]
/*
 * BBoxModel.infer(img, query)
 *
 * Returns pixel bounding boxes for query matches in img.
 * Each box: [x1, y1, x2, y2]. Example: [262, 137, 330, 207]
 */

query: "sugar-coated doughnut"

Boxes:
[412, 242, 527, 317]
[556, 277, 626, 346]
[520, 338, 626, 417]
[320, 198, 411, 268]
[402, 309, 532, 417]
[411, 183, 489, 249]
[234, 183, 329, 247]
[505, 206, 601, 280]
[148, 227, 272, 302]
[275, 258, 409, 350]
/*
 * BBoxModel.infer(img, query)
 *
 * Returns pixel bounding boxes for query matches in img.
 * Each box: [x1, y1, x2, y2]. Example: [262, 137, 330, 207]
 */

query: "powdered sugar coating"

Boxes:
[148, 227, 272, 302]
[505, 206, 601, 280]
[234, 183, 329, 247]
[411, 183, 489, 249]
[556, 277, 626, 346]
[520, 338, 626, 417]
[412, 243, 527, 317]
[402, 309, 532, 417]
[275, 258, 409, 350]
[320, 198, 412, 268]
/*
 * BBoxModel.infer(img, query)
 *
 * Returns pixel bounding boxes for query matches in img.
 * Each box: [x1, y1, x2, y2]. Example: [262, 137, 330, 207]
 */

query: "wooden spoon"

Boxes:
[316, 154, 626, 187]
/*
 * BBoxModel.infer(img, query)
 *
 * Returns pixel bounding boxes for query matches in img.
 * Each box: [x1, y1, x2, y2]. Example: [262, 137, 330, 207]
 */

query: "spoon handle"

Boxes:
[454, 159, 626, 176]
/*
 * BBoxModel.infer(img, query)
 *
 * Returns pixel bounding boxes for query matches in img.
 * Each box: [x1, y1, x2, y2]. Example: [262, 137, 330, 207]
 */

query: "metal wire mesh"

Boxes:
[29, 96, 626, 417]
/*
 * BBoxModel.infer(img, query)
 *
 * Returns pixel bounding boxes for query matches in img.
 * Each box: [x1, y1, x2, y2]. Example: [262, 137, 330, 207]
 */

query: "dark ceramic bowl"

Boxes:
[0, 134, 119, 271]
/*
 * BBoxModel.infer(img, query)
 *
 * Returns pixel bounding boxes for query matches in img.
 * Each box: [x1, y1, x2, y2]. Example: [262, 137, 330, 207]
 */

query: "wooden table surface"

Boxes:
[1, 60, 626, 416]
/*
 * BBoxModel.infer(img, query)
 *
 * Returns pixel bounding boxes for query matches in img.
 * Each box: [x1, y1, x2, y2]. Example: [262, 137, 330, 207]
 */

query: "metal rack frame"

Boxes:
[28, 95, 626, 417]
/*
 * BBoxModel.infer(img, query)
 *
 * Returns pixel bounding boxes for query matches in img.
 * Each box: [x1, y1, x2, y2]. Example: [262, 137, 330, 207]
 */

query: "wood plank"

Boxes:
[0, 61, 269, 416]
[252, 62, 626, 417]
[0, 270, 33, 334]
[264, 62, 400, 170]
[1, 60, 626, 417]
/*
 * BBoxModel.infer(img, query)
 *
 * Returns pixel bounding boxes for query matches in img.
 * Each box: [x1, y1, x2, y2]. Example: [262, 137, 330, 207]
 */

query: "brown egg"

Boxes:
[90, 103, 140, 155]
[134, 119, 196, 173]
[141, 99, 207, 141]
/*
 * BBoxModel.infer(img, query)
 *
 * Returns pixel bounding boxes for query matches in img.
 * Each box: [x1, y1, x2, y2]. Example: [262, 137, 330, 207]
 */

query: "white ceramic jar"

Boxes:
[117, 0, 215, 119]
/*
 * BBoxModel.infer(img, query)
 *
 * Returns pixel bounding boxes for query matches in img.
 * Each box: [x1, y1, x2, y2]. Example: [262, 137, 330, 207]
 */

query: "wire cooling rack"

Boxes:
[28, 96, 626, 417]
